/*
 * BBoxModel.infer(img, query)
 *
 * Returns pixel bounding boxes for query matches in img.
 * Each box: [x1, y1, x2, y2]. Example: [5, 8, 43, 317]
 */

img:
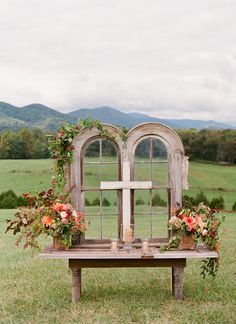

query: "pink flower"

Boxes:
[184, 217, 196, 232]
[72, 210, 84, 221]
[72, 210, 79, 217]
[61, 218, 68, 224]
[62, 204, 70, 211]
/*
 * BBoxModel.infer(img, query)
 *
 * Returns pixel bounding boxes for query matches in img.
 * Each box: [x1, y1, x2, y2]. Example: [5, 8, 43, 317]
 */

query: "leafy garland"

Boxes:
[48, 118, 128, 190]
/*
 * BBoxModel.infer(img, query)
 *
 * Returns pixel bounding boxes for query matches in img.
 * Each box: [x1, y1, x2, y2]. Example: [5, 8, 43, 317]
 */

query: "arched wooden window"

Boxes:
[133, 137, 169, 241]
[82, 139, 121, 241]
[68, 122, 188, 246]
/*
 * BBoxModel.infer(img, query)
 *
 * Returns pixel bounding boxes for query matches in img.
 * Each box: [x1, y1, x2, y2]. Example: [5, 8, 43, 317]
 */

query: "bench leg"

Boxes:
[172, 266, 184, 300]
[71, 267, 81, 303]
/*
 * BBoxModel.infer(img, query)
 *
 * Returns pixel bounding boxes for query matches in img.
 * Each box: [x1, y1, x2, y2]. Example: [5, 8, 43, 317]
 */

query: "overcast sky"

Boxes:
[0, 0, 236, 125]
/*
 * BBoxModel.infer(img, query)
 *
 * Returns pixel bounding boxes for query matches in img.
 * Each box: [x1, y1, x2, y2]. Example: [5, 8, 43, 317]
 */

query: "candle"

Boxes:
[125, 227, 133, 243]
[142, 240, 149, 252]
[111, 240, 118, 251]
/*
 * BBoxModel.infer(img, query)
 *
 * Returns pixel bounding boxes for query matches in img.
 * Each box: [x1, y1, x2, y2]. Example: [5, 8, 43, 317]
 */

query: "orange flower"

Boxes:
[52, 203, 64, 212]
[42, 215, 54, 227]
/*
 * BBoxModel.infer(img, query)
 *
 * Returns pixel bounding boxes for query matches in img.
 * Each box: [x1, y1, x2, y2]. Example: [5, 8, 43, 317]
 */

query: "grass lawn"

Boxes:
[0, 159, 236, 209]
[0, 209, 235, 323]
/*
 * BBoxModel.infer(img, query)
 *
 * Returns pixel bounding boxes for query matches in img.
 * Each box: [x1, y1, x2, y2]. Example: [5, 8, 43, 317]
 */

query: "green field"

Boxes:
[0, 159, 236, 322]
[0, 159, 235, 210]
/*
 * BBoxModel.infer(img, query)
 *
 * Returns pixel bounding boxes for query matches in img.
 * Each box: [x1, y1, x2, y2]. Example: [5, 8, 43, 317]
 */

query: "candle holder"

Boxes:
[141, 238, 149, 253]
[120, 224, 135, 251]
[110, 238, 119, 253]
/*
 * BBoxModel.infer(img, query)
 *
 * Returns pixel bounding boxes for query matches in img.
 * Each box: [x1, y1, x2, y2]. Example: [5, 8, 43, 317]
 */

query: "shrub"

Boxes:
[194, 190, 209, 206]
[210, 196, 225, 210]
[85, 198, 91, 206]
[232, 202, 236, 211]
[102, 198, 110, 206]
[0, 196, 18, 209]
[17, 196, 28, 207]
[92, 197, 100, 206]
[0, 190, 18, 209]
[136, 198, 145, 205]
[182, 194, 195, 208]
[152, 193, 167, 207]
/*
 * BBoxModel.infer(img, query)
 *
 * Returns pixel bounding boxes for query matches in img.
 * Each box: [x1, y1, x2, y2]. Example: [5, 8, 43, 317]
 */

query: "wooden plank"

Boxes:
[40, 247, 218, 260]
[100, 181, 152, 190]
[69, 258, 186, 268]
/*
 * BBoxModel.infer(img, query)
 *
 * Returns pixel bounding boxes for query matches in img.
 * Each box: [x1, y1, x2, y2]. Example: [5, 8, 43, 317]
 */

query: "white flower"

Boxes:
[60, 211, 67, 218]
[202, 229, 208, 236]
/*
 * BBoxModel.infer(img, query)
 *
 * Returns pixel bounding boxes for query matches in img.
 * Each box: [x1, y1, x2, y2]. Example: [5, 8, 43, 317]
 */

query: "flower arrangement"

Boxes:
[162, 203, 224, 278]
[6, 188, 88, 251]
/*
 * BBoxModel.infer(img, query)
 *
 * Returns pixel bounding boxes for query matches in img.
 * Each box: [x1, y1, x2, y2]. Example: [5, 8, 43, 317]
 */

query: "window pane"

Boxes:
[151, 189, 169, 237]
[152, 162, 168, 186]
[135, 138, 151, 160]
[84, 191, 100, 215]
[103, 215, 118, 239]
[84, 163, 101, 187]
[102, 140, 117, 161]
[85, 215, 101, 239]
[84, 140, 100, 160]
[152, 138, 167, 161]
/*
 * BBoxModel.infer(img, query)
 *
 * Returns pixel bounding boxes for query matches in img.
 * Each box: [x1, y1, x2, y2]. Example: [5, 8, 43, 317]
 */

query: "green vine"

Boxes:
[48, 118, 128, 190]
[200, 258, 219, 279]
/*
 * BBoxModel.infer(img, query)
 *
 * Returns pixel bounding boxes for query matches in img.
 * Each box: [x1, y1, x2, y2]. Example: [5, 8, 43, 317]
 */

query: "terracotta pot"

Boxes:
[53, 236, 68, 250]
[179, 234, 195, 250]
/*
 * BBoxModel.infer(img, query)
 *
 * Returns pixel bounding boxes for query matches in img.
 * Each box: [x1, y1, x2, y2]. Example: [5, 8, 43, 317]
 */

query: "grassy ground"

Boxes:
[0, 209, 235, 323]
[0, 159, 235, 209]
[0, 159, 236, 322]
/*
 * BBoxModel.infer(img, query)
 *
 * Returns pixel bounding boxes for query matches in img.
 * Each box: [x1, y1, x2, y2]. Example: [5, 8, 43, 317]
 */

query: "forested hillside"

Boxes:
[0, 101, 234, 131]
[0, 127, 236, 163]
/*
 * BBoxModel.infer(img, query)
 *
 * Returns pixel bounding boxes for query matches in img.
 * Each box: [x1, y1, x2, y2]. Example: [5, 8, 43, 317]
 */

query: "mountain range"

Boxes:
[0, 101, 234, 132]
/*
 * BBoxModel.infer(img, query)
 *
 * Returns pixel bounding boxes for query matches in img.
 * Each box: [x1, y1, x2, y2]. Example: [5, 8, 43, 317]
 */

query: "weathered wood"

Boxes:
[40, 246, 218, 260]
[172, 266, 184, 300]
[69, 122, 188, 242]
[100, 181, 152, 190]
[70, 267, 81, 303]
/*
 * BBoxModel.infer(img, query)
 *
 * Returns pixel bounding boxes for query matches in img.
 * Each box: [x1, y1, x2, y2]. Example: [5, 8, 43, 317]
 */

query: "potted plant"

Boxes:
[6, 188, 88, 251]
[162, 203, 224, 278]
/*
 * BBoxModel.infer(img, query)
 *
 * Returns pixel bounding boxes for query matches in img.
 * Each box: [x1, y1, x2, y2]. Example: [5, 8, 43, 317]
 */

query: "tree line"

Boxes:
[0, 127, 236, 163]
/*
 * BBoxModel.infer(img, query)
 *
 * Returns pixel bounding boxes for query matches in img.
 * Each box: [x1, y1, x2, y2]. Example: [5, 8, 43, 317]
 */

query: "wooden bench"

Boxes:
[40, 246, 218, 303]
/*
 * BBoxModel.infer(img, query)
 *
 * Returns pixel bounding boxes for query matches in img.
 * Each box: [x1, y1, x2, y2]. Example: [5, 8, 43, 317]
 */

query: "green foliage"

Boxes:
[102, 198, 110, 206]
[92, 197, 100, 206]
[17, 196, 28, 207]
[152, 193, 167, 207]
[182, 194, 195, 208]
[85, 198, 91, 206]
[232, 201, 236, 211]
[194, 190, 210, 205]
[200, 258, 219, 279]
[0, 190, 18, 209]
[0, 196, 18, 209]
[0, 128, 49, 159]
[210, 196, 225, 210]
[178, 128, 236, 164]
[183, 192, 225, 211]
[136, 198, 145, 205]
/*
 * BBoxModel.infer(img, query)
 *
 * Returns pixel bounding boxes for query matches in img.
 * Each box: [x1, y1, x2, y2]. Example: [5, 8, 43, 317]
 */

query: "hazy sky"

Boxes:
[0, 0, 236, 125]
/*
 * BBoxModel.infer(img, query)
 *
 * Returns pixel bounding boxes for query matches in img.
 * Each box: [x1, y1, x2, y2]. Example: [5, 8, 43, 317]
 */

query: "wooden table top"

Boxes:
[39, 246, 218, 260]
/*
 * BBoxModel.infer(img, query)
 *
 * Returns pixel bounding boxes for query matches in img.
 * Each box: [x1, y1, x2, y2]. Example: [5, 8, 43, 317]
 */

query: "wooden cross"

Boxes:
[100, 161, 152, 238]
